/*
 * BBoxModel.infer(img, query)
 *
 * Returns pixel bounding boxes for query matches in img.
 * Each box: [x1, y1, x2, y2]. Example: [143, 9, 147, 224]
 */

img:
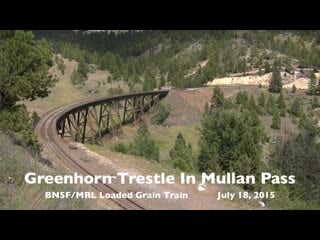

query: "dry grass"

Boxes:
[24, 56, 129, 117]
[106, 120, 200, 162]
[0, 133, 94, 209]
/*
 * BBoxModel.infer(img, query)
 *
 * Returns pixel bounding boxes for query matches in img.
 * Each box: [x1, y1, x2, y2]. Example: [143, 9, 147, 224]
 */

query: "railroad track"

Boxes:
[36, 95, 154, 210]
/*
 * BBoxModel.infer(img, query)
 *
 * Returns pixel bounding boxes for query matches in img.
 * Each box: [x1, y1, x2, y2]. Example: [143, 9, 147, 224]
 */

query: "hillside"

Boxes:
[2, 30, 320, 210]
[162, 86, 243, 125]
[0, 133, 91, 209]
[25, 54, 129, 117]
[33, 30, 320, 90]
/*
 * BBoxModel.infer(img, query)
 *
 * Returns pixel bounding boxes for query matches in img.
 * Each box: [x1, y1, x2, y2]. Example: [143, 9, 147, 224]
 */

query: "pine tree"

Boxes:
[56, 56, 66, 75]
[31, 111, 40, 130]
[133, 74, 140, 84]
[150, 75, 157, 89]
[151, 103, 170, 124]
[308, 73, 317, 96]
[258, 92, 265, 108]
[266, 94, 276, 115]
[199, 108, 266, 176]
[203, 102, 210, 116]
[143, 77, 156, 91]
[241, 91, 249, 106]
[78, 60, 90, 79]
[198, 141, 220, 173]
[290, 98, 303, 117]
[0, 30, 54, 109]
[302, 118, 320, 203]
[311, 96, 319, 109]
[271, 111, 281, 129]
[277, 92, 286, 109]
[277, 91, 286, 117]
[129, 124, 159, 162]
[264, 61, 271, 73]
[169, 133, 194, 172]
[235, 91, 243, 105]
[271, 117, 320, 205]
[268, 65, 282, 93]
[285, 59, 293, 73]
[308, 73, 317, 95]
[249, 95, 258, 113]
[211, 87, 225, 108]
[160, 75, 165, 88]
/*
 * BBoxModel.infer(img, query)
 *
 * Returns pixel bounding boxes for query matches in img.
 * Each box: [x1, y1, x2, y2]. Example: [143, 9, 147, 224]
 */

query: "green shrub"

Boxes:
[111, 124, 159, 162]
[129, 124, 159, 162]
[151, 103, 170, 124]
[0, 105, 41, 152]
[113, 143, 128, 154]
[108, 86, 124, 96]
[31, 111, 40, 130]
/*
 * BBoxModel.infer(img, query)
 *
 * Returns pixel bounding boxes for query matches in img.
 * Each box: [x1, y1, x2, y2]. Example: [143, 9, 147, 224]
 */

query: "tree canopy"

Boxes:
[268, 64, 282, 93]
[0, 30, 54, 109]
[169, 133, 194, 172]
[199, 105, 267, 185]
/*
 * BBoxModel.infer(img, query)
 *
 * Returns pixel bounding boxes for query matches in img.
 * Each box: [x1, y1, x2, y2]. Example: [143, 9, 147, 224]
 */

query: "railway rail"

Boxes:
[36, 90, 169, 210]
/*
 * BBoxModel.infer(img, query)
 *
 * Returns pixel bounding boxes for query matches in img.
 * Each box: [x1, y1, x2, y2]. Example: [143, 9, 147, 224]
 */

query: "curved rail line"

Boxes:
[36, 90, 169, 210]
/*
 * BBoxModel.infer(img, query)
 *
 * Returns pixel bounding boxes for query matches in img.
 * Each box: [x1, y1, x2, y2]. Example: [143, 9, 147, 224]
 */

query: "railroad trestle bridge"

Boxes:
[56, 90, 169, 145]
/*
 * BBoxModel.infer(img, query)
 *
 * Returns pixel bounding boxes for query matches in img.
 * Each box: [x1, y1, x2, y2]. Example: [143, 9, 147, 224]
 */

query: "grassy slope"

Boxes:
[0, 133, 95, 209]
[106, 120, 200, 162]
[25, 56, 128, 117]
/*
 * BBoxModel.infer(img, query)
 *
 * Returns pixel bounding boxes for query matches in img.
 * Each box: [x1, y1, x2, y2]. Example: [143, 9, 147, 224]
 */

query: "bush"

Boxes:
[0, 105, 41, 152]
[292, 84, 297, 93]
[31, 111, 40, 130]
[289, 98, 303, 117]
[113, 143, 128, 154]
[129, 124, 159, 162]
[108, 86, 124, 96]
[151, 103, 170, 124]
[70, 61, 89, 86]
[311, 96, 319, 109]
[271, 111, 281, 129]
[55, 55, 65, 75]
[71, 70, 86, 86]
[111, 124, 160, 162]
[57, 60, 66, 75]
